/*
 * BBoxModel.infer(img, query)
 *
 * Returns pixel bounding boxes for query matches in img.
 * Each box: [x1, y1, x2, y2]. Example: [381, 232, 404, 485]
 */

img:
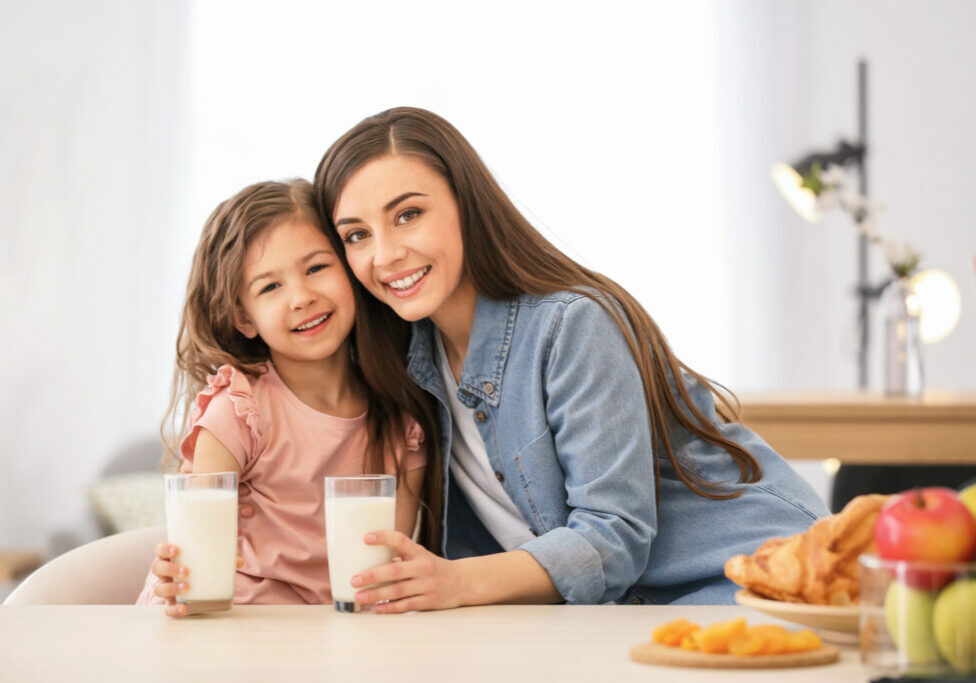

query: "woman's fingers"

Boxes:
[363, 530, 420, 558]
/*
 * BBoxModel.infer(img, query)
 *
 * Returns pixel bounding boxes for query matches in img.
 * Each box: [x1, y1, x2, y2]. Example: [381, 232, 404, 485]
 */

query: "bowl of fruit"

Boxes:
[859, 484, 976, 677]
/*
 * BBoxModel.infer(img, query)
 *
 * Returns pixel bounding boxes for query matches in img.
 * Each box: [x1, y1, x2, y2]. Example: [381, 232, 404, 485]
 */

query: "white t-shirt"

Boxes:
[435, 330, 535, 552]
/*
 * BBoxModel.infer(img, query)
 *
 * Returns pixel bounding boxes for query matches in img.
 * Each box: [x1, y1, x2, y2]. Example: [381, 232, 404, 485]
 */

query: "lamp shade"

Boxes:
[772, 140, 866, 223]
[909, 268, 961, 344]
[771, 162, 822, 222]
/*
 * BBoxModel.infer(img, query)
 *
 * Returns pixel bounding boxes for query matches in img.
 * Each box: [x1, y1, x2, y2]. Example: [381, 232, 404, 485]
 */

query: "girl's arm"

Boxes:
[151, 429, 242, 617]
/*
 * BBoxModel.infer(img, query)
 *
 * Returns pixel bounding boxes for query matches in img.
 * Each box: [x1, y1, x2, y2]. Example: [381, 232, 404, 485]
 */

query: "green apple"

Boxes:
[959, 482, 976, 522]
[933, 578, 976, 673]
[884, 581, 944, 665]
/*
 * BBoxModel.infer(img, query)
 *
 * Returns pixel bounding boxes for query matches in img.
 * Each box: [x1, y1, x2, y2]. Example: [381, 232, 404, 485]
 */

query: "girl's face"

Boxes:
[332, 155, 467, 323]
[234, 218, 356, 368]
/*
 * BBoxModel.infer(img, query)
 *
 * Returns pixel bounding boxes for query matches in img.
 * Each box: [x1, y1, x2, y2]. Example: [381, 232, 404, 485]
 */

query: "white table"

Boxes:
[0, 604, 873, 682]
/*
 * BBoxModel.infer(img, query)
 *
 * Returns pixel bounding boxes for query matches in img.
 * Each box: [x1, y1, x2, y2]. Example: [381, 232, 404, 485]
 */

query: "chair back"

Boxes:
[3, 525, 165, 605]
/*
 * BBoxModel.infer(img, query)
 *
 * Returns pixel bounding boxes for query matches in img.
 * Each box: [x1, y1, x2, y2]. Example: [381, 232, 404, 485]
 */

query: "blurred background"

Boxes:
[2, 0, 974, 579]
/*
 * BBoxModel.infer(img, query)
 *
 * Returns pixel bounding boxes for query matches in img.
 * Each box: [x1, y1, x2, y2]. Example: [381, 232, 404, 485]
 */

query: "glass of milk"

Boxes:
[164, 472, 238, 614]
[325, 474, 396, 613]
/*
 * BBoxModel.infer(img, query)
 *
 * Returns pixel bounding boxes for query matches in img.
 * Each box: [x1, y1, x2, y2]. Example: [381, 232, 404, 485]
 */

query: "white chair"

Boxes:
[3, 525, 165, 605]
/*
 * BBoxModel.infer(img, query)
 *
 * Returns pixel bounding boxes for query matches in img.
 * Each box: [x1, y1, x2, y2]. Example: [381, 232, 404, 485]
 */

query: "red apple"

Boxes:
[874, 487, 976, 589]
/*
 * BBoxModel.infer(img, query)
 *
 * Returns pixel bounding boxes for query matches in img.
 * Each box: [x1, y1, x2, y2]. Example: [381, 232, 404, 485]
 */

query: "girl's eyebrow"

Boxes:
[246, 249, 334, 290]
[334, 192, 428, 227]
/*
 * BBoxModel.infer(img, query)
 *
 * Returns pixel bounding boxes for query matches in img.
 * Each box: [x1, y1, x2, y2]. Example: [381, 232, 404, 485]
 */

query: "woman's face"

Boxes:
[332, 154, 467, 323]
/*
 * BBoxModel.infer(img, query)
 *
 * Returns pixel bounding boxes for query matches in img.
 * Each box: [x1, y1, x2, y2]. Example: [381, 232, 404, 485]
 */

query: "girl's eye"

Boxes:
[342, 229, 368, 245]
[258, 282, 279, 295]
[308, 264, 328, 275]
[396, 208, 421, 225]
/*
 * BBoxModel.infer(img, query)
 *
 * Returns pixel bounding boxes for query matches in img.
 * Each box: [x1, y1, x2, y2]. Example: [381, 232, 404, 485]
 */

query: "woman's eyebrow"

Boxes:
[383, 191, 426, 211]
[334, 192, 428, 227]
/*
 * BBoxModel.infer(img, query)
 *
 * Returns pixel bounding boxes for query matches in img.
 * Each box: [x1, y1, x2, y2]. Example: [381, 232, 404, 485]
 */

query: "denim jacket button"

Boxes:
[475, 410, 487, 423]
[494, 470, 504, 483]
[629, 595, 642, 605]
[483, 381, 495, 395]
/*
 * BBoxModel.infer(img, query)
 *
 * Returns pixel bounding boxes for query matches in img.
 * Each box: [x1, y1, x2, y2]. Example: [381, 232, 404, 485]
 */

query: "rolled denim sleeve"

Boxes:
[518, 295, 657, 604]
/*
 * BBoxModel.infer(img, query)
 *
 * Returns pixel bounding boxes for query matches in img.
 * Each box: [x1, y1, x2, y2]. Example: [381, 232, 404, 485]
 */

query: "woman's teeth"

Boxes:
[389, 266, 431, 291]
[294, 314, 330, 331]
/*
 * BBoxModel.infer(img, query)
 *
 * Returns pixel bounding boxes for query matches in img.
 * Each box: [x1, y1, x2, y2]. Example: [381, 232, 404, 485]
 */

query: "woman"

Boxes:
[313, 107, 828, 610]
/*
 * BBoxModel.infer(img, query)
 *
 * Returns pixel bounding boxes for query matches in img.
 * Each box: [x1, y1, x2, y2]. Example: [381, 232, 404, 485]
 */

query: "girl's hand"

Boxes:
[151, 543, 244, 618]
[151, 543, 191, 618]
[351, 531, 465, 613]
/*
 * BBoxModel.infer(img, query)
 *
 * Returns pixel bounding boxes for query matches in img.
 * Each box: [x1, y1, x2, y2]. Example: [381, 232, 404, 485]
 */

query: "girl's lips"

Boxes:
[292, 314, 332, 337]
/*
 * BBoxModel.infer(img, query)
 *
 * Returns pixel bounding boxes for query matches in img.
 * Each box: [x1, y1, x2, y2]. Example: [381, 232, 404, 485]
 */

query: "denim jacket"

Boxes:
[406, 292, 828, 605]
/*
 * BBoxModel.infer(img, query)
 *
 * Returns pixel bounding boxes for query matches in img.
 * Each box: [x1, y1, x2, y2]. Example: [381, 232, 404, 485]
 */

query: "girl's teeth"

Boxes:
[295, 314, 329, 331]
[390, 266, 430, 290]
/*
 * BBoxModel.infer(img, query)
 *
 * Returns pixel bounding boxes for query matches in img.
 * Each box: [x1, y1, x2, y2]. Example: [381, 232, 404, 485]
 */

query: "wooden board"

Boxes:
[629, 641, 840, 669]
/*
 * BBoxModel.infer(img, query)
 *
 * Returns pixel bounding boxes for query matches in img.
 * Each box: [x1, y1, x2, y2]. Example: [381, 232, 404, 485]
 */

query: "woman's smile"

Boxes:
[333, 155, 469, 323]
[384, 265, 432, 297]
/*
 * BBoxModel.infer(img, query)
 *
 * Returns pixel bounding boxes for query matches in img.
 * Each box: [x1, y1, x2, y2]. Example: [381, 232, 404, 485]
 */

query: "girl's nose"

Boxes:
[290, 285, 316, 310]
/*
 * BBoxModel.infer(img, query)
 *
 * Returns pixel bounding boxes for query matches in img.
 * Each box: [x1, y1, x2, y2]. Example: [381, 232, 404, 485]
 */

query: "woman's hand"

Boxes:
[350, 531, 465, 613]
[151, 543, 244, 618]
[151, 543, 192, 618]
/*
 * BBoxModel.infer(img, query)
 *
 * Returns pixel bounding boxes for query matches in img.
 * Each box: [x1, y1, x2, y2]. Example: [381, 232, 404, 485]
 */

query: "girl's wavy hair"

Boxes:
[314, 107, 762, 505]
[162, 179, 436, 529]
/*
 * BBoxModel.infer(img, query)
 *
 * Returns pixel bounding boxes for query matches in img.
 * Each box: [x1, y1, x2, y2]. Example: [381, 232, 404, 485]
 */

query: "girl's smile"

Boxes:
[234, 219, 356, 369]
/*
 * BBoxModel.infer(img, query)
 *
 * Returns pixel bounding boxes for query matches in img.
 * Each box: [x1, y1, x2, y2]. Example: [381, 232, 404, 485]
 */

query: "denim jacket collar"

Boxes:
[406, 295, 517, 409]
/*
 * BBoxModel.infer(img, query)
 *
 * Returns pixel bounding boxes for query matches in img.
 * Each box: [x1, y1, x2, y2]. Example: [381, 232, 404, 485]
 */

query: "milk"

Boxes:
[165, 488, 238, 605]
[326, 496, 396, 603]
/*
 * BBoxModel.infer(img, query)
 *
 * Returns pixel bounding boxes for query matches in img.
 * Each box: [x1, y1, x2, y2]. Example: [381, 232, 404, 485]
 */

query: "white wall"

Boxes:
[2, 0, 973, 556]
[0, 1, 189, 552]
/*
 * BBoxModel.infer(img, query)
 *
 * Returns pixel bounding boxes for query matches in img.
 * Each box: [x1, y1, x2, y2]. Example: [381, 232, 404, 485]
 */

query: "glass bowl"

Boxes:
[859, 554, 976, 677]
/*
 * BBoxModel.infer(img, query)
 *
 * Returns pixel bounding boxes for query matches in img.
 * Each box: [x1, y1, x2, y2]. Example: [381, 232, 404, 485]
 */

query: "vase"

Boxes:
[881, 277, 923, 397]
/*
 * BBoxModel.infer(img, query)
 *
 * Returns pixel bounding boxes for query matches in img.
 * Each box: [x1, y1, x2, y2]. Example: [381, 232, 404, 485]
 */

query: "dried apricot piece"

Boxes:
[785, 629, 822, 653]
[651, 618, 700, 646]
[697, 617, 748, 654]
[728, 632, 766, 656]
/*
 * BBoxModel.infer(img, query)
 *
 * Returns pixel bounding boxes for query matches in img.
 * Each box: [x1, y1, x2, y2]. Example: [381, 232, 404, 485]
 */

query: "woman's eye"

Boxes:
[342, 229, 368, 245]
[396, 208, 421, 225]
[258, 282, 279, 295]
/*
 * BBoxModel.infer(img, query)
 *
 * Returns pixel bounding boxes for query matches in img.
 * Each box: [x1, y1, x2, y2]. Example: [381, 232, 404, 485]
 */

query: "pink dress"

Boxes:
[137, 363, 425, 605]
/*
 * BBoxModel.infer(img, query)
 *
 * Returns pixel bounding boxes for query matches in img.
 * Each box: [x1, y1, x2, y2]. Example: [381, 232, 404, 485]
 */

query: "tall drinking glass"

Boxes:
[164, 472, 238, 614]
[325, 474, 396, 613]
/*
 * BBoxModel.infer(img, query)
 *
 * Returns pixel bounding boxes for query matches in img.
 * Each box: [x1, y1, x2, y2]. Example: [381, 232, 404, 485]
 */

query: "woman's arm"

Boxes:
[351, 533, 560, 612]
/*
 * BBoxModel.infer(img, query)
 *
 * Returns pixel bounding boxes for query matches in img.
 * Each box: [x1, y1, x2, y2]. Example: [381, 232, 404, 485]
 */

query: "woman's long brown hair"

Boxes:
[314, 107, 761, 512]
[162, 179, 440, 545]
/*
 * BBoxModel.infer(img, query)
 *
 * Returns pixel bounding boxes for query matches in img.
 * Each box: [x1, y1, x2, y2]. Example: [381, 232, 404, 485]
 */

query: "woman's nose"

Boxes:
[373, 232, 404, 267]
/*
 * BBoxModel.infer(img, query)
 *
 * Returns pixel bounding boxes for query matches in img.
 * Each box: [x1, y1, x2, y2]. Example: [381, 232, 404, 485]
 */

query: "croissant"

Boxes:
[724, 493, 890, 605]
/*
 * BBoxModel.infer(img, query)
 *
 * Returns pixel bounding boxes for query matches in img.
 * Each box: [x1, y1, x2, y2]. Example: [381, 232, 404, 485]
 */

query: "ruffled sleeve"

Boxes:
[180, 364, 265, 473]
[398, 416, 426, 472]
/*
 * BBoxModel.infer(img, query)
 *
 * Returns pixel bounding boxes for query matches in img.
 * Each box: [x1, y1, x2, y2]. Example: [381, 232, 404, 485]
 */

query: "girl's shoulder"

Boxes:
[181, 364, 269, 459]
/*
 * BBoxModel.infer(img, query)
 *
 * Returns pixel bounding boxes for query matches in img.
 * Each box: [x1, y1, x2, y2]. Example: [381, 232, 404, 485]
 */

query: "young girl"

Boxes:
[138, 179, 441, 616]
[312, 107, 830, 611]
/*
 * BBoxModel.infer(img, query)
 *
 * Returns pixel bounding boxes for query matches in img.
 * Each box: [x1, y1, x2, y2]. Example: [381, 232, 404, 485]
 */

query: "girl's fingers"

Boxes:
[164, 601, 188, 618]
[374, 595, 425, 615]
[153, 579, 190, 600]
[151, 558, 189, 581]
[154, 543, 179, 560]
